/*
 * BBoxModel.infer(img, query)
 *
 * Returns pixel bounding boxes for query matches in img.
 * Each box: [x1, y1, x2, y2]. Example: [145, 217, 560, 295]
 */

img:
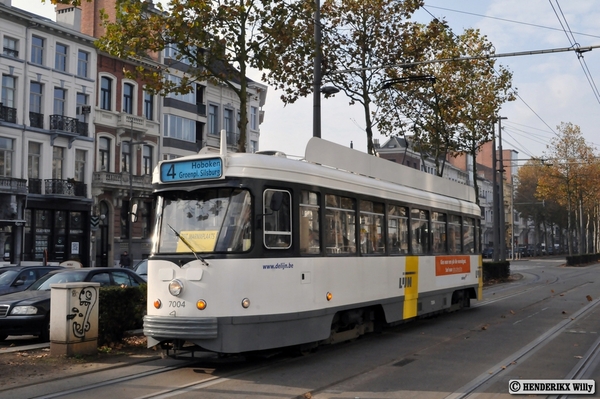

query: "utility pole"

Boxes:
[497, 116, 507, 261]
[492, 125, 499, 262]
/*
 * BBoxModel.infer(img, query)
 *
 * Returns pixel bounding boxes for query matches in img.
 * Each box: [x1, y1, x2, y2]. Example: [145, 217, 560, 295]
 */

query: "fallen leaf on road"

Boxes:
[586, 295, 593, 302]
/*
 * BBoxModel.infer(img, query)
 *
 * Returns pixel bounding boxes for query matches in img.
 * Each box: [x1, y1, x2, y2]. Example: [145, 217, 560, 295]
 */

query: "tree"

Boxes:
[319, 0, 423, 155]
[537, 122, 597, 255]
[48, 0, 310, 152]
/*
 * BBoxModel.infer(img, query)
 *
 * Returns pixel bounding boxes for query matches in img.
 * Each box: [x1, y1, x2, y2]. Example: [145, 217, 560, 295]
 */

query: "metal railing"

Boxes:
[49, 115, 88, 136]
[0, 104, 17, 123]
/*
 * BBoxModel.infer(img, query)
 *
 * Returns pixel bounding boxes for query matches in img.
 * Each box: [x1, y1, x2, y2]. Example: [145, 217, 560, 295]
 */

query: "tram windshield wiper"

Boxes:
[167, 224, 209, 266]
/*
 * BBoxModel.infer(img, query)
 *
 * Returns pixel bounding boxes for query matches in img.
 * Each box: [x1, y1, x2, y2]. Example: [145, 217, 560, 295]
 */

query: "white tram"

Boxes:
[144, 132, 483, 354]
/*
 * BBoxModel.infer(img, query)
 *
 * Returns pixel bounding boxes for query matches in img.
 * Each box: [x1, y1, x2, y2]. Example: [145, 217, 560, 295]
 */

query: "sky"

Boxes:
[12, 0, 600, 161]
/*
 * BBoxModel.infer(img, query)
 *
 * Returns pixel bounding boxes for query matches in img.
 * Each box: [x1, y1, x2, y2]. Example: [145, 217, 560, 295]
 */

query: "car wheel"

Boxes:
[39, 318, 50, 342]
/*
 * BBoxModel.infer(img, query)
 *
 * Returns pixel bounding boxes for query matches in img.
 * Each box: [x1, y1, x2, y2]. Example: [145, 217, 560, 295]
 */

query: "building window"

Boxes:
[77, 50, 89, 78]
[31, 36, 44, 65]
[76, 92, 88, 123]
[166, 74, 194, 103]
[30, 82, 42, 113]
[250, 106, 258, 130]
[0, 137, 14, 177]
[163, 114, 195, 142]
[28, 142, 41, 179]
[123, 83, 134, 114]
[144, 90, 153, 120]
[3, 36, 18, 58]
[75, 149, 86, 182]
[29, 82, 43, 128]
[208, 104, 219, 135]
[142, 145, 153, 175]
[55, 43, 68, 72]
[223, 109, 234, 133]
[1, 75, 16, 108]
[250, 140, 257, 153]
[100, 77, 112, 110]
[54, 88, 66, 116]
[52, 146, 64, 179]
[122, 141, 130, 173]
[99, 137, 110, 171]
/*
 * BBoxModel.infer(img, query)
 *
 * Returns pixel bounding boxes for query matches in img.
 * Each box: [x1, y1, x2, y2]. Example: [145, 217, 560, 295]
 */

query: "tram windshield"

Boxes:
[155, 188, 252, 254]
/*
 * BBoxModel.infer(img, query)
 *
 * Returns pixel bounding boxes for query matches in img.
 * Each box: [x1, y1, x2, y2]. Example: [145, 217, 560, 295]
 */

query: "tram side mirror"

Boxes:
[131, 203, 138, 223]
[269, 191, 284, 212]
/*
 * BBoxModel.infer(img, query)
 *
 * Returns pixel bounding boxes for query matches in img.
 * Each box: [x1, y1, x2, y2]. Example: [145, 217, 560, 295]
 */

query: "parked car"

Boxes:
[132, 259, 147, 281]
[0, 267, 146, 342]
[482, 247, 493, 258]
[0, 265, 63, 296]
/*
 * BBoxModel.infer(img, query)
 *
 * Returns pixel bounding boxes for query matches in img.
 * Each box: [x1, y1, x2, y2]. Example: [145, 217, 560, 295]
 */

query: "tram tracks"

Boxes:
[445, 297, 600, 399]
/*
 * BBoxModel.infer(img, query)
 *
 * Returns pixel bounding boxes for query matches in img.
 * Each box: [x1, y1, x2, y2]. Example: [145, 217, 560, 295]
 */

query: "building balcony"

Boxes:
[49, 115, 88, 137]
[95, 109, 160, 137]
[93, 171, 152, 191]
[0, 104, 17, 123]
[28, 178, 87, 197]
[0, 177, 27, 195]
[44, 179, 87, 197]
[29, 112, 44, 128]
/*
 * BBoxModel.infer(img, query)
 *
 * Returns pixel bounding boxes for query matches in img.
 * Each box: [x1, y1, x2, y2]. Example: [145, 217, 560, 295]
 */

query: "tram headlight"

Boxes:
[168, 279, 184, 296]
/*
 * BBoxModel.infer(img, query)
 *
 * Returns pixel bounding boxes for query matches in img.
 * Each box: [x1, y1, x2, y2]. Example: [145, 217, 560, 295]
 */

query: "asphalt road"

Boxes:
[6, 257, 600, 399]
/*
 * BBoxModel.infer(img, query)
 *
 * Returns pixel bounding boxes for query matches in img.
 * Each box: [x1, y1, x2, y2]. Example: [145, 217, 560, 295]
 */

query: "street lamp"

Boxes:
[127, 118, 146, 260]
[313, 0, 339, 138]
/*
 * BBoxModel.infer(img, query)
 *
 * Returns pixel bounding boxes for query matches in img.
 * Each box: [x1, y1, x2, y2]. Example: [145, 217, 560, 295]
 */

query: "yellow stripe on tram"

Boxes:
[403, 256, 419, 319]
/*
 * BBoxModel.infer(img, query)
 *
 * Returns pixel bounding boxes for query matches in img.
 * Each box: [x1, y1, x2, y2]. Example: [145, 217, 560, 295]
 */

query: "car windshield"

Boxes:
[0, 270, 17, 286]
[155, 188, 252, 254]
[134, 260, 147, 275]
[29, 271, 86, 291]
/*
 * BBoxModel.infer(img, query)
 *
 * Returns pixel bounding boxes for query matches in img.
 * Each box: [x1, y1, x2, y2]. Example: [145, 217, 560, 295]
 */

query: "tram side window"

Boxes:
[263, 189, 292, 249]
[431, 212, 447, 254]
[410, 208, 429, 254]
[359, 201, 384, 254]
[448, 215, 461, 254]
[325, 194, 356, 254]
[300, 191, 320, 255]
[463, 217, 475, 254]
[388, 205, 408, 254]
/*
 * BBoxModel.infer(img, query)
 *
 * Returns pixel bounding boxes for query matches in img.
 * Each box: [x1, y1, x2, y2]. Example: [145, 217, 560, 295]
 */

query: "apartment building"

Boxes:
[0, 0, 96, 266]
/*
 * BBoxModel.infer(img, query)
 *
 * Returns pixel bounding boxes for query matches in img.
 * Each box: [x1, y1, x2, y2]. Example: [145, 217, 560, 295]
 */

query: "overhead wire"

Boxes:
[421, 3, 571, 150]
[550, 0, 600, 104]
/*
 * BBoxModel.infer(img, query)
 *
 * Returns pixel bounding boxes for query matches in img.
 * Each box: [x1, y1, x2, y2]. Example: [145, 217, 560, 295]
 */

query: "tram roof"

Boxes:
[154, 133, 477, 207]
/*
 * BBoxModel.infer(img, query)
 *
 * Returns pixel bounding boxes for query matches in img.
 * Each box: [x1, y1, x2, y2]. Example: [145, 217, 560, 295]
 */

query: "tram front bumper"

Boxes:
[143, 315, 218, 346]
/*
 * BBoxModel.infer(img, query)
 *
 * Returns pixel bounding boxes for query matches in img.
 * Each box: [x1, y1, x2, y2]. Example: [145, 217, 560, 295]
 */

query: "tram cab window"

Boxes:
[156, 188, 252, 254]
[300, 191, 320, 255]
[388, 205, 408, 254]
[264, 189, 291, 249]
[410, 208, 429, 254]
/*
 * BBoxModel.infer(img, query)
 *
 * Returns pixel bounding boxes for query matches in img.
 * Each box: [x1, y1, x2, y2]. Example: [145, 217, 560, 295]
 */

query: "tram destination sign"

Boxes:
[160, 157, 223, 183]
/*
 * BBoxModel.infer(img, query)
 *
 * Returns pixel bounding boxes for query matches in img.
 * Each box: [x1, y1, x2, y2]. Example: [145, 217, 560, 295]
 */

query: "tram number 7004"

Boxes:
[169, 301, 186, 308]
